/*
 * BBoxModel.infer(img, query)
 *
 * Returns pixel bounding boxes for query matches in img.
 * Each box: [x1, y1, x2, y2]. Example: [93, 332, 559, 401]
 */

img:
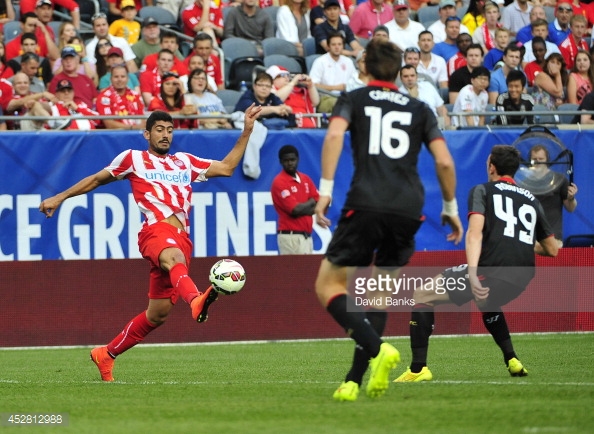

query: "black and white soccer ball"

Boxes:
[209, 259, 246, 295]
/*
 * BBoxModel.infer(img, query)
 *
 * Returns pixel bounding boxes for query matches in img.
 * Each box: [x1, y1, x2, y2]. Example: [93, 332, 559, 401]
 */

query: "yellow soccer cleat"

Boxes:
[394, 366, 433, 383]
[507, 357, 528, 377]
[366, 343, 400, 398]
[333, 381, 359, 402]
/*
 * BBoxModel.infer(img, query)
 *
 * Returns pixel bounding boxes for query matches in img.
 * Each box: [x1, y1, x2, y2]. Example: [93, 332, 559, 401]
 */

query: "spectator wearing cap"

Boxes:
[131, 17, 161, 69]
[52, 36, 97, 84]
[313, 0, 363, 56]
[309, 32, 356, 113]
[6, 71, 55, 130]
[384, 0, 425, 52]
[5, 12, 59, 62]
[349, 0, 394, 39]
[49, 46, 99, 108]
[140, 48, 187, 106]
[451, 65, 490, 127]
[267, 65, 320, 128]
[141, 32, 189, 77]
[99, 47, 141, 93]
[86, 12, 138, 74]
[7, 33, 53, 86]
[500, 0, 532, 36]
[109, 0, 141, 45]
[148, 72, 194, 128]
[427, 0, 471, 44]
[181, 0, 224, 48]
[20, 0, 80, 29]
[310, 0, 356, 38]
[182, 33, 224, 90]
[96, 64, 146, 130]
[48, 79, 100, 130]
[222, 0, 275, 56]
[433, 16, 463, 62]
[276, 0, 312, 58]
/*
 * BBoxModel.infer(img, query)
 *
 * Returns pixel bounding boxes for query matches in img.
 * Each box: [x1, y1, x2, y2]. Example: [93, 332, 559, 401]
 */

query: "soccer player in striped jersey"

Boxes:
[39, 105, 261, 381]
[314, 38, 464, 401]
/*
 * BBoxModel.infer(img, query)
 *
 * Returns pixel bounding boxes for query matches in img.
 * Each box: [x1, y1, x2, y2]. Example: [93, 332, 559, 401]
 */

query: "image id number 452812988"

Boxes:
[1, 413, 69, 426]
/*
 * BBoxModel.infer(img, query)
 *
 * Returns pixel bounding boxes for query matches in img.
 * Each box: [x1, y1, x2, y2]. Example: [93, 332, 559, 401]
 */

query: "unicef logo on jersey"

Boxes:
[144, 170, 191, 185]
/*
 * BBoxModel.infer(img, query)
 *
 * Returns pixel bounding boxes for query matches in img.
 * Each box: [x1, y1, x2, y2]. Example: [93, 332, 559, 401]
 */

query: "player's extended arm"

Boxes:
[534, 235, 559, 257]
[314, 117, 348, 228]
[428, 138, 464, 244]
[206, 104, 262, 178]
[466, 213, 489, 302]
[39, 169, 117, 218]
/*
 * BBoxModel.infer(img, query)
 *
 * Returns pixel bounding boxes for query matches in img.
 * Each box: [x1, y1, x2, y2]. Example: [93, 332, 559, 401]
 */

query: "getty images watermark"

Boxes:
[347, 266, 594, 313]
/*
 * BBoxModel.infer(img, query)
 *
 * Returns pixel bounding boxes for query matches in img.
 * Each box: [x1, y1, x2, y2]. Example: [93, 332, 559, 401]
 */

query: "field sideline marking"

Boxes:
[1, 331, 592, 351]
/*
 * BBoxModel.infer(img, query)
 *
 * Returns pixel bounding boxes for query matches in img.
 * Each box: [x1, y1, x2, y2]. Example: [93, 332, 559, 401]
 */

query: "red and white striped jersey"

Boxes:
[105, 149, 212, 232]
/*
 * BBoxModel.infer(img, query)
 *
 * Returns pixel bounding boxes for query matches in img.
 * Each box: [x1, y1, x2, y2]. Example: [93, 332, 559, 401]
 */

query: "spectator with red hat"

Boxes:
[99, 47, 141, 93]
[267, 65, 320, 128]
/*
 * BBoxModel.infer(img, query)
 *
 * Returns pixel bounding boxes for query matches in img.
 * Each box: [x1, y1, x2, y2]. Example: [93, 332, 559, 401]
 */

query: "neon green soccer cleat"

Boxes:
[366, 342, 400, 398]
[394, 366, 433, 382]
[508, 357, 528, 377]
[333, 381, 359, 402]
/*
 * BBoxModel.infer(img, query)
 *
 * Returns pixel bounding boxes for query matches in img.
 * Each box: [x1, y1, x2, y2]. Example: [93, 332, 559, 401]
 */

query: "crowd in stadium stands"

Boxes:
[1, 0, 594, 130]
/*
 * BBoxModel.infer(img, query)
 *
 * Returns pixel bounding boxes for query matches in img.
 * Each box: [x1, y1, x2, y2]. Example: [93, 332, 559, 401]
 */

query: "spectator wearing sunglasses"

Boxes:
[548, 3, 573, 46]
[85, 12, 138, 74]
[427, 0, 470, 44]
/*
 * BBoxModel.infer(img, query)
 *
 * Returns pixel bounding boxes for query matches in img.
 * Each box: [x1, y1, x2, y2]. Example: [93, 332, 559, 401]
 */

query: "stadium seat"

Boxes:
[138, 6, 177, 25]
[221, 37, 260, 61]
[48, 21, 63, 41]
[263, 54, 303, 74]
[305, 54, 320, 74]
[75, 0, 100, 23]
[227, 56, 265, 91]
[262, 5, 279, 33]
[4, 21, 22, 43]
[262, 37, 299, 57]
[303, 37, 316, 57]
[417, 6, 439, 28]
[533, 104, 558, 124]
[564, 234, 594, 247]
[557, 103, 579, 124]
[217, 89, 243, 113]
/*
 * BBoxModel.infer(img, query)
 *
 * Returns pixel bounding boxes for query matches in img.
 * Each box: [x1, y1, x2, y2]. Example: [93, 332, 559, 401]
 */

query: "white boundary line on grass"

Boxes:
[1, 330, 592, 351]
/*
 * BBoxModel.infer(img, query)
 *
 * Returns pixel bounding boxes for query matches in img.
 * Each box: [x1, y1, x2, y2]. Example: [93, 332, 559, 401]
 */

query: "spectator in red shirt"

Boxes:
[48, 79, 100, 130]
[140, 48, 187, 106]
[270, 144, 319, 255]
[5, 12, 59, 62]
[559, 14, 589, 71]
[142, 32, 189, 77]
[96, 64, 146, 130]
[183, 33, 224, 90]
[49, 46, 99, 108]
[20, 0, 80, 29]
[182, 0, 224, 47]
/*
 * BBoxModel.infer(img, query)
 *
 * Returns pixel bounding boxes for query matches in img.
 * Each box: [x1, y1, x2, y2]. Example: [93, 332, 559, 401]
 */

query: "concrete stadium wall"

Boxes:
[1, 249, 592, 348]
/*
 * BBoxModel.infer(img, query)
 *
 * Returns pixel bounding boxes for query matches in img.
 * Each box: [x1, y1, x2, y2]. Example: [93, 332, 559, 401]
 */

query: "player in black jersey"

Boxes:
[314, 39, 464, 401]
[394, 145, 559, 383]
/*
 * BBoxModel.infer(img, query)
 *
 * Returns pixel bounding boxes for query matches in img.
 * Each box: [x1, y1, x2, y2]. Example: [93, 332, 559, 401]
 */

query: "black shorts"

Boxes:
[325, 209, 423, 268]
[443, 264, 527, 310]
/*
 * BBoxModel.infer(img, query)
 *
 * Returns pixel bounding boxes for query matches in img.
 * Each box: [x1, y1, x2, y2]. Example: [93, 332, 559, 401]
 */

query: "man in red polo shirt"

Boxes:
[5, 11, 59, 62]
[183, 33, 223, 90]
[181, 0, 224, 44]
[271, 145, 320, 255]
[20, 0, 80, 29]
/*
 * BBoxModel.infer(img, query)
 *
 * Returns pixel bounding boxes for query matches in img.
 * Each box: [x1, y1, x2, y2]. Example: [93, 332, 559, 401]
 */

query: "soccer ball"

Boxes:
[209, 259, 246, 295]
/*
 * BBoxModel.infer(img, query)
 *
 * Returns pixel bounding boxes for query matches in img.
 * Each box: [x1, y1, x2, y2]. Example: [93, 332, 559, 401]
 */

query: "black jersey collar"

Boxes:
[368, 80, 398, 91]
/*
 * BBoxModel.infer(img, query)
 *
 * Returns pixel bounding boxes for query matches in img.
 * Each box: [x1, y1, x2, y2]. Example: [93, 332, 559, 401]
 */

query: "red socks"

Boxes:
[169, 262, 200, 304]
[107, 311, 158, 357]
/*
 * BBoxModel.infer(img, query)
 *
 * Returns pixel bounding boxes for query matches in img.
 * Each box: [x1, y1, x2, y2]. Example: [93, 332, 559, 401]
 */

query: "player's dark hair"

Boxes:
[490, 145, 521, 177]
[365, 39, 402, 82]
[146, 111, 173, 131]
[506, 69, 526, 87]
[279, 145, 299, 159]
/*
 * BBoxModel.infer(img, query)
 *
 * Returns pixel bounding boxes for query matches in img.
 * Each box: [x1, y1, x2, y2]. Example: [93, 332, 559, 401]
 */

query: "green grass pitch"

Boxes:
[1, 333, 593, 433]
